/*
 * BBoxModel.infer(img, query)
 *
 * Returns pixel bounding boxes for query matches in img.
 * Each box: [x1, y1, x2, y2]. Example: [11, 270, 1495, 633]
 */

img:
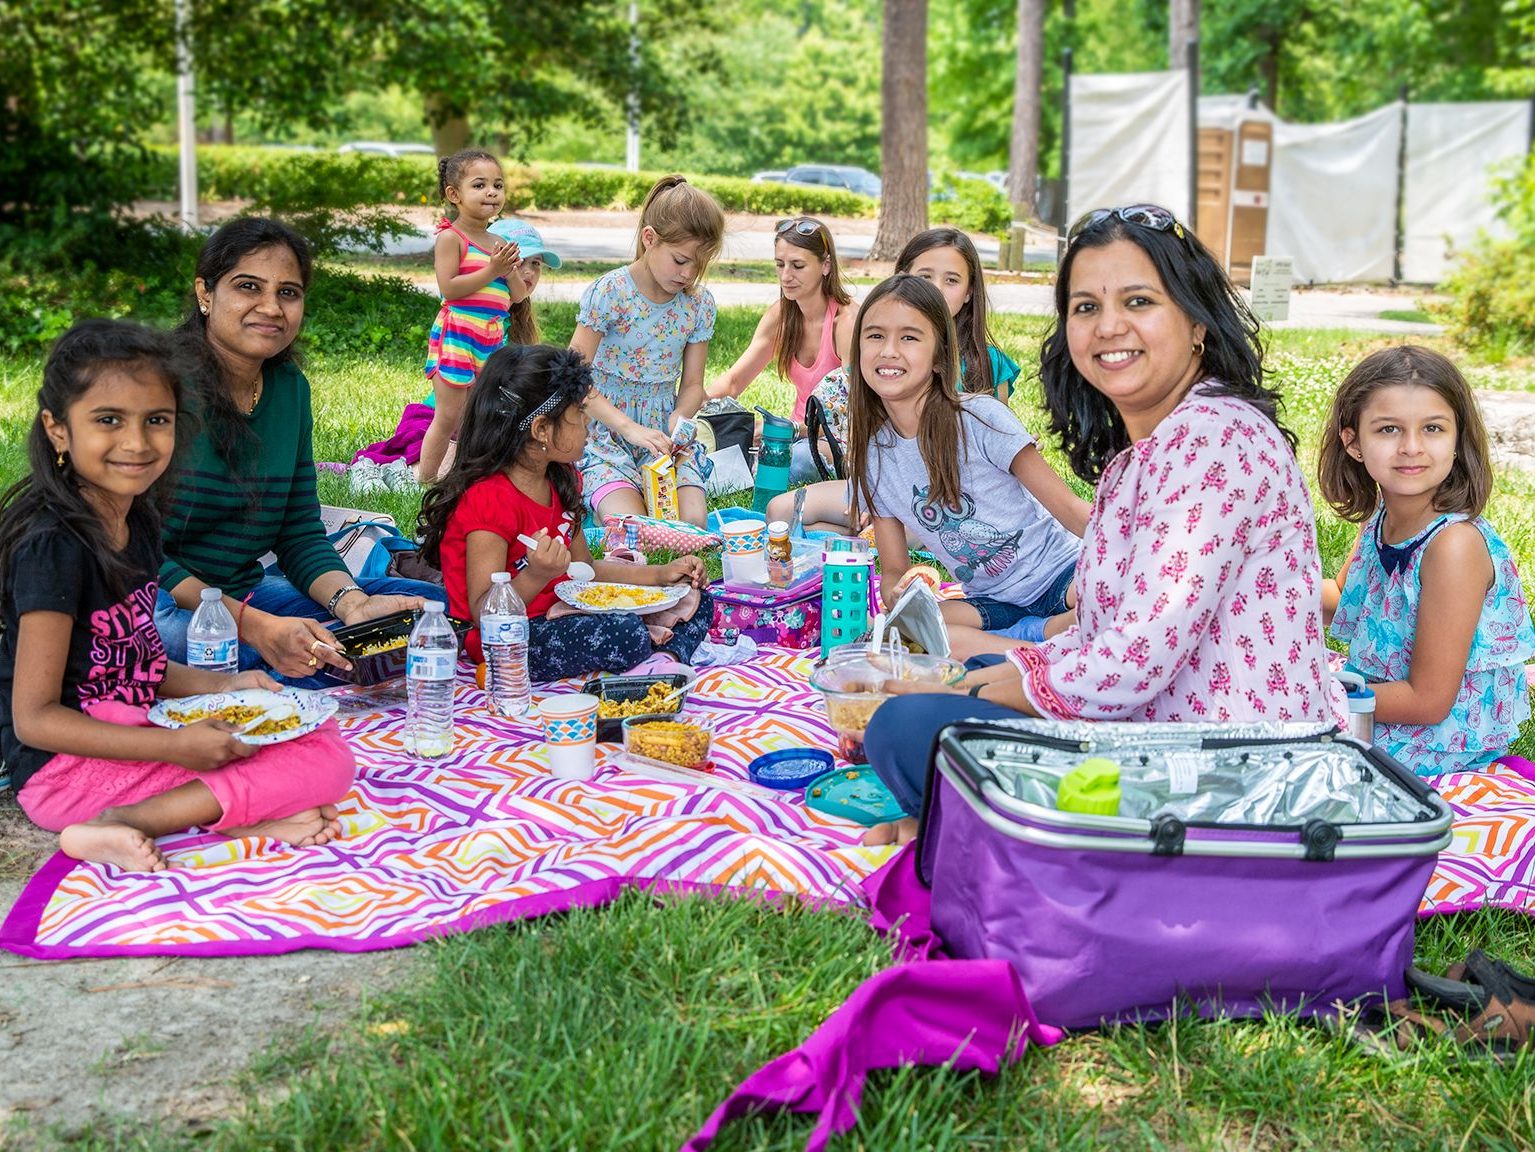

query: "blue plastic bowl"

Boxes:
[749, 748, 835, 790]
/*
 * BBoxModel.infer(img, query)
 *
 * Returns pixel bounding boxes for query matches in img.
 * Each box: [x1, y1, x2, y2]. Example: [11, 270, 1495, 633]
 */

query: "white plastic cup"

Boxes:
[538, 693, 600, 779]
[721, 518, 769, 584]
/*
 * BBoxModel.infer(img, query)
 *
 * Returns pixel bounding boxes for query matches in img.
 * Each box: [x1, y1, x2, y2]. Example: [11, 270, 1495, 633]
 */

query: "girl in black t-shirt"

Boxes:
[0, 321, 355, 873]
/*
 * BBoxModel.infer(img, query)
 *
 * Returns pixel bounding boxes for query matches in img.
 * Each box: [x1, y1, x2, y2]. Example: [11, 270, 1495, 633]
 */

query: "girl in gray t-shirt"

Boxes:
[846, 276, 1089, 656]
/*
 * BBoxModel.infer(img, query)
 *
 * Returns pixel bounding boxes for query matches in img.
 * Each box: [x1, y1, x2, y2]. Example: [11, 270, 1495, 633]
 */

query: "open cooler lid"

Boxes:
[923, 718, 1452, 865]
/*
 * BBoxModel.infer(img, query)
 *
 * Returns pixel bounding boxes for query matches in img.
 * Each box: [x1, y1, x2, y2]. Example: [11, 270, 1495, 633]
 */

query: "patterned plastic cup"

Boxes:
[538, 693, 600, 780]
[721, 518, 768, 584]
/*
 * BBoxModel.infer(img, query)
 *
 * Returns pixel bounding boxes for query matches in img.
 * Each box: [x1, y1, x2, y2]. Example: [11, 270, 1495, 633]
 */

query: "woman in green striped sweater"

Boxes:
[153, 219, 439, 684]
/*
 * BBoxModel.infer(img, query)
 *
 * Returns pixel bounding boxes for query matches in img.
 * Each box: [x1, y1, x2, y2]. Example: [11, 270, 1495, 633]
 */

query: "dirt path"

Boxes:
[0, 798, 418, 1147]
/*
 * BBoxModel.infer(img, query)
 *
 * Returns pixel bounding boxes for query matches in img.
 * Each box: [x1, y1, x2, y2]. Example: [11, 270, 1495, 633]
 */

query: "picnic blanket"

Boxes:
[0, 648, 887, 960]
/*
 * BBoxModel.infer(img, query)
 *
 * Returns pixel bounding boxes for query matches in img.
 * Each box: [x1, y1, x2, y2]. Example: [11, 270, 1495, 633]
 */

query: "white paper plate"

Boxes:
[555, 581, 689, 617]
[148, 688, 339, 746]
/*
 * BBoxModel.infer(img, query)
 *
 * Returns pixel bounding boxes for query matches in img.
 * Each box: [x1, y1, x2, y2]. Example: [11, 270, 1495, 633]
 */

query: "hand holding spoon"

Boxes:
[517, 534, 596, 583]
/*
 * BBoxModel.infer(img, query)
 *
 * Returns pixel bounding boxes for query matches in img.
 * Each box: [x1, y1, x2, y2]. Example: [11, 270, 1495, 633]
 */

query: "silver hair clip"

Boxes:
[517, 392, 563, 431]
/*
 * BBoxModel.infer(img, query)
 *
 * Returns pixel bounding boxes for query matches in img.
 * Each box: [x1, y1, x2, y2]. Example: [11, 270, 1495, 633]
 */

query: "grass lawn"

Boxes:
[3, 307, 1535, 1150]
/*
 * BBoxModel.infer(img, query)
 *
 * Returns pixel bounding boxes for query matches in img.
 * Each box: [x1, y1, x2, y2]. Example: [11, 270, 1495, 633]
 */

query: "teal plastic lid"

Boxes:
[804, 767, 905, 826]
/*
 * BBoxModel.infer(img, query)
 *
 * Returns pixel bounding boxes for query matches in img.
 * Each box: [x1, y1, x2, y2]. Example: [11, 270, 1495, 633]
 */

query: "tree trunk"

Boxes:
[868, 0, 929, 262]
[1006, 0, 1045, 221]
[1168, 0, 1199, 67]
[424, 91, 471, 157]
[1257, 30, 1280, 110]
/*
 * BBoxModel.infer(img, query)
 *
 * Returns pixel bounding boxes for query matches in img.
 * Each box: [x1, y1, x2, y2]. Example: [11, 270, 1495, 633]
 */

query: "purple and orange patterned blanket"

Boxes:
[2, 647, 1533, 960]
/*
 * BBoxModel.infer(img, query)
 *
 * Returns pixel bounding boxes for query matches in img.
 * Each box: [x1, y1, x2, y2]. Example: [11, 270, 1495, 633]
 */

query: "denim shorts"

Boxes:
[961, 559, 1076, 631]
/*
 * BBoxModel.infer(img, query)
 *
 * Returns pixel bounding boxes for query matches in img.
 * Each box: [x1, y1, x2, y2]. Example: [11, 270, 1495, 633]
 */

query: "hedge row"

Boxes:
[139, 147, 878, 218]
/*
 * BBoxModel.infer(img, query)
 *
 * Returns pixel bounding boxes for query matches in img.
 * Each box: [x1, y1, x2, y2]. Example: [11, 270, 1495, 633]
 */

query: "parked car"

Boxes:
[750, 169, 789, 184]
[783, 164, 882, 198]
[338, 141, 436, 158]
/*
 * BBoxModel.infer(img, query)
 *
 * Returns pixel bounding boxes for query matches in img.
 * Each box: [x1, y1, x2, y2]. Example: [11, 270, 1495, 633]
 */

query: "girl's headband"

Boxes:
[511, 349, 592, 431]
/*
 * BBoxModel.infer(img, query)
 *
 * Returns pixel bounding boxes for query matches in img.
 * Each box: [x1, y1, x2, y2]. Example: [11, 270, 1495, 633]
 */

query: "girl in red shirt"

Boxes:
[418, 345, 712, 681]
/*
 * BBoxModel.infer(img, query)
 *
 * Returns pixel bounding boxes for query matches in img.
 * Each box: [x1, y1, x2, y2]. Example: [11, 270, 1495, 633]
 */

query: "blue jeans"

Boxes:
[964, 559, 1077, 634]
[155, 572, 443, 688]
[865, 693, 1024, 818]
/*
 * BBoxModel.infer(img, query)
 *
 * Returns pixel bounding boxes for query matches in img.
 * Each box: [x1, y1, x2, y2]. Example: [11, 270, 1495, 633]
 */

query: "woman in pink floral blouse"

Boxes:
[863, 204, 1346, 846]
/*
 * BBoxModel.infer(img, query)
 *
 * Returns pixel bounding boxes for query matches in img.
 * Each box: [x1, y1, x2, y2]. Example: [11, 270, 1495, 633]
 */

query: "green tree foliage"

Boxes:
[192, 0, 718, 156]
[0, 0, 171, 240]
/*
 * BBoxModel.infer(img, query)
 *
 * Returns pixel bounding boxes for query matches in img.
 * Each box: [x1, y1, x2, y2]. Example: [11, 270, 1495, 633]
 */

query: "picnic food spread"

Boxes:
[624, 719, 712, 770]
[164, 704, 304, 738]
[597, 681, 683, 719]
[575, 584, 668, 610]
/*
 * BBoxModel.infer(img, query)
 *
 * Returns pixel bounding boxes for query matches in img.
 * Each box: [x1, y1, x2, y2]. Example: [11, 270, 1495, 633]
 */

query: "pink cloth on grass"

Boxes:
[17, 701, 356, 833]
[352, 402, 436, 467]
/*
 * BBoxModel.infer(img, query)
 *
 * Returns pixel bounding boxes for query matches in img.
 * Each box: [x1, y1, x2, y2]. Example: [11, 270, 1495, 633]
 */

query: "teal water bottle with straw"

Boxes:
[752, 407, 795, 513]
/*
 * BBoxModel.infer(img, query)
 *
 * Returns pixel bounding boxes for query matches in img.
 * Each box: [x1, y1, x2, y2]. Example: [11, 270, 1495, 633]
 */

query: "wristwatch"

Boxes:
[326, 584, 364, 616]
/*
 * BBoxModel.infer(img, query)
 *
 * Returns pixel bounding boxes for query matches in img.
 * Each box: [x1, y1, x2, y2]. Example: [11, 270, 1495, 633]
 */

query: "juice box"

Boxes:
[642, 455, 679, 520]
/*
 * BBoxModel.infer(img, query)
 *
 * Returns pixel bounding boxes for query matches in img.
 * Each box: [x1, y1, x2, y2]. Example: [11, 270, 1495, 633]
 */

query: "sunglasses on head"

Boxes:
[775, 218, 824, 238]
[1068, 204, 1186, 244]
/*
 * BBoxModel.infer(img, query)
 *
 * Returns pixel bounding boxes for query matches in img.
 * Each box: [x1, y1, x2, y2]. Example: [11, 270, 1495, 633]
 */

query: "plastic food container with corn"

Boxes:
[808, 650, 965, 763]
[622, 715, 714, 771]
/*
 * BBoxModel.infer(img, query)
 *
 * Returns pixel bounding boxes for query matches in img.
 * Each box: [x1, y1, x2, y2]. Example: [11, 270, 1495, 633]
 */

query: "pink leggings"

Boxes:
[17, 702, 356, 834]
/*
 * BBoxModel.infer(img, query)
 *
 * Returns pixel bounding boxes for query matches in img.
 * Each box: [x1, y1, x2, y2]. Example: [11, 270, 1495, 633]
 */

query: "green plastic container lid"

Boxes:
[1056, 757, 1121, 816]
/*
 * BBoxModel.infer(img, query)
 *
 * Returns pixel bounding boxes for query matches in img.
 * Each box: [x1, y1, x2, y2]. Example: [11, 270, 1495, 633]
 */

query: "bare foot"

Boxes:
[861, 816, 919, 847]
[223, 804, 344, 848]
[59, 822, 168, 872]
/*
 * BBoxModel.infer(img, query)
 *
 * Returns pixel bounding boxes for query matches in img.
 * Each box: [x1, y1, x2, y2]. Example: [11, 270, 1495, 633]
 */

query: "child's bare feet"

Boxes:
[59, 822, 168, 872]
[861, 816, 919, 847]
[223, 805, 344, 848]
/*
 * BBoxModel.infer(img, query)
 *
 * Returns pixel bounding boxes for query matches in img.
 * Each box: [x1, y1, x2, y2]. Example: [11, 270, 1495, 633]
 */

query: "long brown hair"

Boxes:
[633, 175, 726, 291]
[846, 275, 967, 529]
[773, 218, 853, 383]
[1318, 345, 1492, 523]
[895, 227, 996, 395]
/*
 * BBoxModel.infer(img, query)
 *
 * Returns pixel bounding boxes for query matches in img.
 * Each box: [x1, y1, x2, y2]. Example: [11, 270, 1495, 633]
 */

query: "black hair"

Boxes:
[417, 345, 593, 568]
[0, 320, 187, 602]
[1039, 211, 1292, 483]
[174, 217, 312, 472]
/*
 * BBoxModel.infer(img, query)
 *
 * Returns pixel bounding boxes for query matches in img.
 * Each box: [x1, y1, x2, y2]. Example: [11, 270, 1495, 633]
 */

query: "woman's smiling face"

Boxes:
[1065, 239, 1206, 440]
[196, 244, 305, 371]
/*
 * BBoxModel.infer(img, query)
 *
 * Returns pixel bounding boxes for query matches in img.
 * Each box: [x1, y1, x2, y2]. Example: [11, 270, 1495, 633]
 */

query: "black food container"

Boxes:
[325, 610, 473, 686]
[581, 674, 690, 743]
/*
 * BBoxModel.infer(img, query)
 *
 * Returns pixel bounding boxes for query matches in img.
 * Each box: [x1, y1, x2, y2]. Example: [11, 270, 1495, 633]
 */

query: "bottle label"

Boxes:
[481, 615, 528, 646]
[407, 649, 456, 680]
[192, 638, 238, 666]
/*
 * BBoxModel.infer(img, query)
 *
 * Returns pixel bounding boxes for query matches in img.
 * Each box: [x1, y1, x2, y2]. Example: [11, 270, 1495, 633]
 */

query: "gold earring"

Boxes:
[200, 304, 209, 315]
[1192, 340, 1206, 357]
[55, 450, 65, 468]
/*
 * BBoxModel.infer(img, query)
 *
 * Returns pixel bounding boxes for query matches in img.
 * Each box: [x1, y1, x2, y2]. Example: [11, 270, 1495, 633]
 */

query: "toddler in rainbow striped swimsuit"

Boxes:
[418, 148, 531, 481]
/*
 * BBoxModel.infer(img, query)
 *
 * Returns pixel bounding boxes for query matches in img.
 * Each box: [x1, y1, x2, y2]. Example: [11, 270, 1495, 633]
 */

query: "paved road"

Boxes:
[385, 221, 1439, 334]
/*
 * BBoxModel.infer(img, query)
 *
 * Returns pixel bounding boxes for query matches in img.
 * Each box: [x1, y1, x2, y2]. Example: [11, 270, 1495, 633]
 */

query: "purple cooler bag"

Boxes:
[917, 719, 1452, 1030]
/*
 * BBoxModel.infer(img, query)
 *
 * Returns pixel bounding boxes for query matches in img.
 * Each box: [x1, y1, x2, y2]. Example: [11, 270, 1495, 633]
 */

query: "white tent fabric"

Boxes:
[1068, 70, 1192, 223]
[1266, 103, 1403, 284]
[1402, 102, 1533, 283]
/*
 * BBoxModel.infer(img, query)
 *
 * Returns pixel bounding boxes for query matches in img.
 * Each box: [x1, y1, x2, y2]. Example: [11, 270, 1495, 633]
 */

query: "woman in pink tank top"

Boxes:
[705, 217, 856, 481]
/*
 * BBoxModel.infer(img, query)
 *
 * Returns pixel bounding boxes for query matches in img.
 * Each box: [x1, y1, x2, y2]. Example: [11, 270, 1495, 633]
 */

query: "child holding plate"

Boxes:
[418, 344, 712, 682]
[0, 322, 355, 873]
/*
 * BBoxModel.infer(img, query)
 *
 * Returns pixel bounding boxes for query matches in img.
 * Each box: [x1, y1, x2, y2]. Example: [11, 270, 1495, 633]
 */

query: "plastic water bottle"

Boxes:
[406, 601, 459, 758]
[187, 587, 238, 676]
[479, 572, 531, 717]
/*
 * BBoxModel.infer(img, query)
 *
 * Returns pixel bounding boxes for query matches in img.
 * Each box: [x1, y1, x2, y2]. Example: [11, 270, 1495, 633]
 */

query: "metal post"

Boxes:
[175, 0, 198, 230]
[1185, 37, 1199, 231]
[1060, 45, 1073, 248]
[1393, 84, 1408, 284]
[625, 1, 641, 172]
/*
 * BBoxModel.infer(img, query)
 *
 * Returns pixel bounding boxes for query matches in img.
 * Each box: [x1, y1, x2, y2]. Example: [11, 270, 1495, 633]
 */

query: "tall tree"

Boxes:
[1006, 0, 1046, 219]
[1168, 0, 1198, 69]
[869, 0, 929, 261]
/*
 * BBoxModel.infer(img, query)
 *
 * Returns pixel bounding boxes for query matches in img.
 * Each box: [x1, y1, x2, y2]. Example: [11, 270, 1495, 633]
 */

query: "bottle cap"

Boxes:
[767, 520, 789, 536]
[1346, 687, 1376, 713]
[1056, 757, 1121, 816]
[423, 600, 445, 614]
[200, 587, 222, 602]
[490, 571, 511, 584]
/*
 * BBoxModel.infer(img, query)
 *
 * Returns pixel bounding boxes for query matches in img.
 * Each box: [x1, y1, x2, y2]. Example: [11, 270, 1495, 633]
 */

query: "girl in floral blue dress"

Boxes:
[570, 176, 726, 528]
[1320, 345, 1535, 776]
